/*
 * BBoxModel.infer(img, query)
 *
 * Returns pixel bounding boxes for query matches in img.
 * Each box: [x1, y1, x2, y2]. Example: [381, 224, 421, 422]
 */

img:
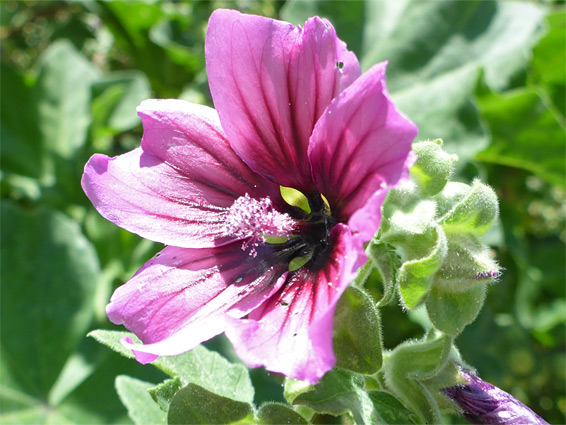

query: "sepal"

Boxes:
[410, 139, 457, 197]
[397, 225, 447, 309]
[426, 284, 487, 336]
[333, 286, 383, 374]
[382, 333, 463, 424]
[435, 235, 500, 293]
[438, 180, 499, 236]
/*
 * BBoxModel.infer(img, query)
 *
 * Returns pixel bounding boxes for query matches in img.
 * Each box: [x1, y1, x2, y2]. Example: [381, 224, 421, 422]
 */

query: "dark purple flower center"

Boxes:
[224, 192, 337, 271]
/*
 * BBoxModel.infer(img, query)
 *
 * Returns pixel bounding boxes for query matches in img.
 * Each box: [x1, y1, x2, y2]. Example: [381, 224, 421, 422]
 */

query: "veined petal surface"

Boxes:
[138, 99, 280, 205]
[107, 244, 289, 362]
[308, 62, 418, 239]
[82, 100, 281, 248]
[225, 224, 366, 383]
[206, 9, 361, 193]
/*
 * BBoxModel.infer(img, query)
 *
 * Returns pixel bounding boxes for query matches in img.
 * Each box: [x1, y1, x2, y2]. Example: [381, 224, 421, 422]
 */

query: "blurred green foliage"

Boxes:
[1, 1, 564, 424]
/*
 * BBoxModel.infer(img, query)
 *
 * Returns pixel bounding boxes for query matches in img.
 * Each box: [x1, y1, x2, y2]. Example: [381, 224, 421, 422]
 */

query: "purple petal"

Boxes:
[206, 9, 361, 194]
[442, 369, 549, 425]
[138, 99, 279, 204]
[225, 224, 366, 383]
[308, 62, 418, 240]
[107, 243, 289, 362]
[82, 100, 281, 248]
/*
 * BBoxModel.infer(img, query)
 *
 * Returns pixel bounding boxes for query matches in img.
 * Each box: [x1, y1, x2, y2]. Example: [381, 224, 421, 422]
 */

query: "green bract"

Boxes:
[372, 140, 500, 335]
[383, 334, 466, 424]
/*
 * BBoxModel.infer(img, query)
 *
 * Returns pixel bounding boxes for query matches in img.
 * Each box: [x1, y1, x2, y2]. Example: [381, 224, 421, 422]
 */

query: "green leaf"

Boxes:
[333, 287, 383, 375]
[148, 377, 182, 412]
[285, 370, 369, 423]
[149, 19, 202, 69]
[1, 203, 98, 398]
[476, 86, 566, 186]
[530, 9, 566, 120]
[393, 66, 489, 166]
[256, 402, 308, 425]
[426, 284, 487, 336]
[53, 344, 168, 424]
[361, 1, 544, 91]
[115, 376, 166, 425]
[89, 1, 203, 97]
[36, 40, 99, 160]
[285, 369, 413, 425]
[155, 348, 255, 405]
[0, 336, 160, 424]
[0, 64, 42, 179]
[88, 330, 137, 360]
[91, 71, 151, 137]
[47, 346, 102, 406]
[89, 330, 254, 404]
[280, 0, 365, 55]
[167, 384, 254, 425]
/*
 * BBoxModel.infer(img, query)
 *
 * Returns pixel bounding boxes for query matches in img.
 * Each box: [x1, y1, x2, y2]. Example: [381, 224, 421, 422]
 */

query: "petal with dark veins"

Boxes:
[107, 243, 290, 363]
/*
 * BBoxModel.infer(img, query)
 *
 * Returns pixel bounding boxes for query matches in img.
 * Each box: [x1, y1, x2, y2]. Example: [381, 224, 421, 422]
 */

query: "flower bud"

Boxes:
[442, 369, 549, 425]
[438, 180, 499, 237]
[411, 139, 458, 197]
[435, 235, 500, 293]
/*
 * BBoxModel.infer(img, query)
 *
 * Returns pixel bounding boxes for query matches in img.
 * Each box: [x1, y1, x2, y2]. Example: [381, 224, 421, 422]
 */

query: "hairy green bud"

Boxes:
[371, 139, 501, 334]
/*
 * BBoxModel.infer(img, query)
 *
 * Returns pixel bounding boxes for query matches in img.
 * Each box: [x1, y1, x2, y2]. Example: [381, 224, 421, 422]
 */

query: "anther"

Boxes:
[223, 194, 296, 256]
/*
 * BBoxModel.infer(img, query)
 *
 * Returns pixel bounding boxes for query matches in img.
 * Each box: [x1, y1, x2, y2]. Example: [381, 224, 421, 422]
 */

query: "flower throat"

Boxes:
[222, 189, 336, 271]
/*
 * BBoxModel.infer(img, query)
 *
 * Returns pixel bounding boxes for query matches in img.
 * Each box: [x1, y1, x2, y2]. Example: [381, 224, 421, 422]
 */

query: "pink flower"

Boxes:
[82, 9, 417, 383]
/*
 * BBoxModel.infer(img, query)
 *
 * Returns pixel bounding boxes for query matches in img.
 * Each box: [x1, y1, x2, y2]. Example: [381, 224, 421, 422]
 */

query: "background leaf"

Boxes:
[1, 203, 98, 398]
[0, 64, 42, 179]
[36, 40, 100, 160]
[0, 203, 98, 421]
[89, 330, 254, 404]
[115, 376, 166, 425]
[476, 87, 565, 186]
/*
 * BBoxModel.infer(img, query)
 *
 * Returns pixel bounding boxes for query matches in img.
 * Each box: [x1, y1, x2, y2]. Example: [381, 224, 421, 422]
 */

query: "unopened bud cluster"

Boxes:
[374, 139, 500, 335]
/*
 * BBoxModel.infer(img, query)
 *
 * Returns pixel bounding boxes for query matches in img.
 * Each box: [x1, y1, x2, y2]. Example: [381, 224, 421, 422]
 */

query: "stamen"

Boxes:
[223, 194, 296, 256]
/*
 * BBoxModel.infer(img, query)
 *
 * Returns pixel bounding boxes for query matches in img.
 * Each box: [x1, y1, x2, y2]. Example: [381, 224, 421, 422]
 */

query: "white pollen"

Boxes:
[223, 194, 296, 255]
